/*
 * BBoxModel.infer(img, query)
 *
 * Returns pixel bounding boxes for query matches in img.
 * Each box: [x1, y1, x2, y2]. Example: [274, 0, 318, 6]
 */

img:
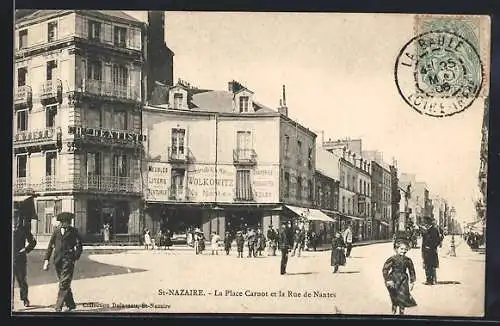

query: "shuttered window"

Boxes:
[236, 170, 252, 201]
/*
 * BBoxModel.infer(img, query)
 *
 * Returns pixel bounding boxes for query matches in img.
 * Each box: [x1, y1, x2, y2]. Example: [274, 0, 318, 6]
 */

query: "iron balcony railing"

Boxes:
[82, 79, 140, 102]
[14, 85, 33, 109]
[14, 127, 58, 144]
[233, 148, 257, 164]
[168, 147, 189, 162]
[40, 79, 63, 104]
[169, 185, 185, 201]
[13, 175, 141, 194]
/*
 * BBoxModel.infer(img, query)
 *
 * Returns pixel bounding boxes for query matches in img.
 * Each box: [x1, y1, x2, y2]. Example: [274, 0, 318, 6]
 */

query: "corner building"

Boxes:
[13, 10, 146, 242]
[143, 81, 321, 239]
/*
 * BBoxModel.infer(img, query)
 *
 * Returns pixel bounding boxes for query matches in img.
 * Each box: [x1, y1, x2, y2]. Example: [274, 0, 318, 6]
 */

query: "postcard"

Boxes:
[12, 10, 490, 316]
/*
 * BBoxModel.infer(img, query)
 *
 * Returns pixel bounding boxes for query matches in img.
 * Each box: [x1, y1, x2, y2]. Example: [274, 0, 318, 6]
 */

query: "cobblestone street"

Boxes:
[12, 236, 484, 316]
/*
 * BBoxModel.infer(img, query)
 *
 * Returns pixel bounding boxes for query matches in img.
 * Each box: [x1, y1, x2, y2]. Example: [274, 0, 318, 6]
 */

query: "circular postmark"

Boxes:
[395, 30, 483, 117]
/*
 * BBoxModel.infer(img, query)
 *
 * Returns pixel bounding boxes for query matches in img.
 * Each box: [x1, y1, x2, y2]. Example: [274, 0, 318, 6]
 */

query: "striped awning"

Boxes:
[285, 205, 335, 222]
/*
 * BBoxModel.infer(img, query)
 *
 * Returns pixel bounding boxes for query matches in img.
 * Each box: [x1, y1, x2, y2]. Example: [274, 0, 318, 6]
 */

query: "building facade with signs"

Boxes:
[142, 81, 321, 239]
[13, 10, 146, 242]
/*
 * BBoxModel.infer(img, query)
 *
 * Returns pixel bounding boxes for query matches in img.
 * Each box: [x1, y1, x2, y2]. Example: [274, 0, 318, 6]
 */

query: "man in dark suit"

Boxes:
[43, 212, 83, 312]
[278, 223, 290, 275]
[420, 216, 442, 285]
[13, 213, 37, 307]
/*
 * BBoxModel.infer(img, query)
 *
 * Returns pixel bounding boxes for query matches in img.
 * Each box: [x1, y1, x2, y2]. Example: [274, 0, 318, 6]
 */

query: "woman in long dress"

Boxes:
[382, 239, 417, 315]
[330, 232, 346, 273]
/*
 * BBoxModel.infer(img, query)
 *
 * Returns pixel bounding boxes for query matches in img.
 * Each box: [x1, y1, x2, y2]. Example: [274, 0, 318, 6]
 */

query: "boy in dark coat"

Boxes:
[382, 239, 417, 315]
[43, 212, 83, 312]
[331, 232, 346, 273]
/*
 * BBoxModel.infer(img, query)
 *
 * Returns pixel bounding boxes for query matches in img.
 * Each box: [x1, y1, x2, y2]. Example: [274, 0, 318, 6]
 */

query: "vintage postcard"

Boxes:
[12, 10, 490, 316]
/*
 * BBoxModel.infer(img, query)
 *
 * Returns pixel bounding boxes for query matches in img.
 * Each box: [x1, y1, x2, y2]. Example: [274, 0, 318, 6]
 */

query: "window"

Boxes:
[88, 60, 102, 80]
[19, 30, 28, 49]
[308, 180, 313, 201]
[86, 152, 101, 175]
[86, 106, 102, 128]
[112, 64, 128, 86]
[113, 110, 127, 130]
[171, 128, 186, 157]
[236, 130, 252, 159]
[171, 169, 185, 198]
[297, 140, 302, 164]
[173, 93, 183, 109]
[352, 176, 356, 192]
[17, 67, 27, 87]
[45, 105, 58, 128]
[17, 110, 28, 131]
[114, 26, 127, 47]
[48, 21, 58, 42]
[359, 179, 362, 194]
[46, 60, 57, 81]
[284, 135, 289, 156]
[239, 96, 249, 113]
[308, 147, 313, 169]
[45, 152, 57, 176]
[88, 20, 101, 41]
[296, 176, 302, 200]
[236, 170, 252, 201]
[284, 172, 290, 197]
[348, 198, 351, 214]
[340, 171, 345, 188]
[112, 154, 128, 177]
[342, 196, 345, 213]
[17, 155, 27, 178]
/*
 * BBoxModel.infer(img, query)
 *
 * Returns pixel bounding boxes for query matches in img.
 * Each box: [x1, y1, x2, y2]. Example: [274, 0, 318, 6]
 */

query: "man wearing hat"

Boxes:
[278, 222, 290, 275]
[43, 212, 83, 312]
[420, 216, 442, 285]
[12, 211, 37, 307]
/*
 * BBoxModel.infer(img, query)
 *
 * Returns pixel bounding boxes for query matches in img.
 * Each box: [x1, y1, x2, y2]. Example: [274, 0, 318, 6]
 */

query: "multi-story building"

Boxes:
[396, 182, 410, 231]
[323, 139, 371, 241]
[314, 145, 341, 243]
[477, 97, 488, 224]
[399, 174, 431, 226]
[142, 81, 326, 240]
[430, 195, 448, 230]
[13, 10, 146, 242]
[390, 163, 400, 235]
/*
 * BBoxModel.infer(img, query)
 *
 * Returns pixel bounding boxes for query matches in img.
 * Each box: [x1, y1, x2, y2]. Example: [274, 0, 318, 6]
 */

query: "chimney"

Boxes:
[278, 84, 288, 116]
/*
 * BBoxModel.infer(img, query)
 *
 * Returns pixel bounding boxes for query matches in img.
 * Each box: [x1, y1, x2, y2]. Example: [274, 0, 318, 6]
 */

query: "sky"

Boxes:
[126, 11, 488, 223]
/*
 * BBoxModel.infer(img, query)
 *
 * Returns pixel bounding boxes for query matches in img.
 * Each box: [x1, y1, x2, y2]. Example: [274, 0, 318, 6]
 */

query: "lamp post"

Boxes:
[449, 207, 457, 257]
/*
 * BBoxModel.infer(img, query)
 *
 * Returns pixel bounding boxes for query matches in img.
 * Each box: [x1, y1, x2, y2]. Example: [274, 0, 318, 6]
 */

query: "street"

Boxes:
[12, 236, 484, 316]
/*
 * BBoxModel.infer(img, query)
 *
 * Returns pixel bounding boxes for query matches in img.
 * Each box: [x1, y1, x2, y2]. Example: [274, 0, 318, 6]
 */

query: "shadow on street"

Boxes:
[14, 251, 146, 287]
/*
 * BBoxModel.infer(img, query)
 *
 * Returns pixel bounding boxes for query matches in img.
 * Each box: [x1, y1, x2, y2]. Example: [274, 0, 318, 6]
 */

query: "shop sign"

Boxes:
[187, 165, 235, 202]
[146, 162, 169, 202]
[68, 126, 146, 143]
[252, 166, 279, 203]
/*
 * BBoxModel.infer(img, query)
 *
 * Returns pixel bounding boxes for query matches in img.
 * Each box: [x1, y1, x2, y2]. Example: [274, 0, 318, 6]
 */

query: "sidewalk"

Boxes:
[32, 238, 392, 253]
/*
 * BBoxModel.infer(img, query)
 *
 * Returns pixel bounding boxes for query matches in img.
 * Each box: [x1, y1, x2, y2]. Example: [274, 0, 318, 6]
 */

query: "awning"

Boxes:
[380, 221, 390, 227]
[340, 214, 363, 221]
[13, 195, 32, 203]
[285, 205, 335, 222]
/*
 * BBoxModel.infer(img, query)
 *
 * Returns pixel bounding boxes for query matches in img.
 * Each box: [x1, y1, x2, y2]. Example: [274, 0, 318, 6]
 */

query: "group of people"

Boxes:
[464, 231, 484, 249]
[13, 211, 83, 312]
[143, 228, 173, 250]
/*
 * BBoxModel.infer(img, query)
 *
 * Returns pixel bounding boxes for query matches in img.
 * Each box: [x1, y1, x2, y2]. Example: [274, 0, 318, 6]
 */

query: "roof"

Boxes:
[16, 9, 142, 26]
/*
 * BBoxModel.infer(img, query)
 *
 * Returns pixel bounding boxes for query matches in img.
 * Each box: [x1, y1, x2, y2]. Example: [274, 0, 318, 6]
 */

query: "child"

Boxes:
[144, 229, 152, 250]
[331, 232, 346, 273]
[224, 231, 232, 255]
[211, 232, 221, 255]
[235, 231, 245, 258]
[382, 239, 417, 315]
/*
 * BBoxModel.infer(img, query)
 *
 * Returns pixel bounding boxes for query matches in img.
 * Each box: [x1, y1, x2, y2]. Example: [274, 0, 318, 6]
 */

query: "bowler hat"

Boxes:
[57, 212, 74, 223]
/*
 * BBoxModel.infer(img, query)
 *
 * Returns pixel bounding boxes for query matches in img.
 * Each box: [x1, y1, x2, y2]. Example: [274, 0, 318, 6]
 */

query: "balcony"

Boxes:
[82, 79, 140, 102]
[168, 147, 190, 164]
[233, 148, 257, 166]
[14, 85, 32, 109]
[169, 185, 186, 201]
[13, 175, 141, 195]
[40, 79, 63, 105]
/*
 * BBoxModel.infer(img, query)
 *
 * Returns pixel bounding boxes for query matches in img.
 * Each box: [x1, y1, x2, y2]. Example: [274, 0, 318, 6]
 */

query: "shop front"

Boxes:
[284, 205, 336, 246]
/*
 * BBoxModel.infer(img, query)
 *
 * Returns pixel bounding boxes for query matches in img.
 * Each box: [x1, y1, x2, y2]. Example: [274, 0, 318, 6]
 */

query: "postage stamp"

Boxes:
[394, 29, 484, 117]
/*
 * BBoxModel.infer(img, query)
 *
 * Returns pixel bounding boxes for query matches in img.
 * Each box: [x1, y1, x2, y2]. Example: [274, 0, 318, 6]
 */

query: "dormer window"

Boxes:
[239, 96, 249, 113]
[174, 93, 183, 109]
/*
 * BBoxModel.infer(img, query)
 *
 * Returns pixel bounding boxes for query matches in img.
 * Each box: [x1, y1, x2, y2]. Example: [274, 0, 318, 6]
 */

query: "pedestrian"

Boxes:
[291, 229, 305, 257]
[164, 229, 173, 249]
[310, 231, 318, 251]
[42, 212, 83, 313]
[286, 221, 294, 248]
[224, 231, 232, 255]
[256, 229, 266, 256]
[155, 229, 164, 250]
[382, 239, 417, 315]
[267, 225, 277, 256]
[235, 231, 245, 258]
[211, 232, 221, 255]
[144, 229, 152, 250]
[13, 213, 37, 307]
[194, 228, 205, 255]
[420, 217, 442, 285]
[246, 228, 256, 258]
[343, 223, 353, 258]
[102, 223, 110, 244]
[330, 232, 346, 273]
[278, 223, 290, 275]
